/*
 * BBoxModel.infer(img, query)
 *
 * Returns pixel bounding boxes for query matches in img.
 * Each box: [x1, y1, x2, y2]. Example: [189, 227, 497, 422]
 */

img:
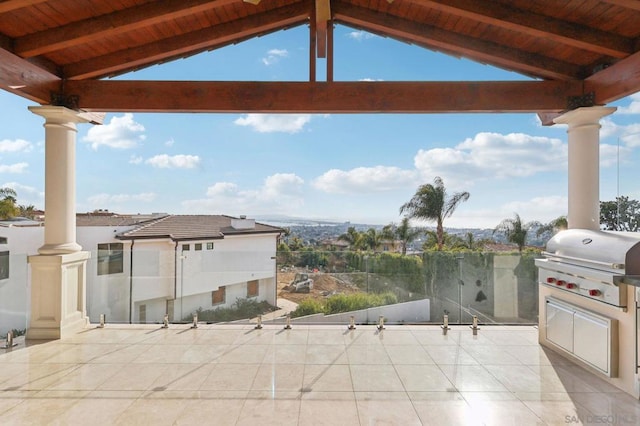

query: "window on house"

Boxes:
[206, 242, 214, 250]
[0, 251, 9, 280]
[195, 243, 202, 251]
[247, 280, 259, 298]
[212, 286, 225, 305]
[0, 237, 7, 244]
[182, 244, 190, 251]
[97, 243, 123, 276]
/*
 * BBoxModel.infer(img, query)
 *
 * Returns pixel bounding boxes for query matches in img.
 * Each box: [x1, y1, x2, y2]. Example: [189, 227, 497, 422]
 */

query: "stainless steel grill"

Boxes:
[535, 229, 640, 308]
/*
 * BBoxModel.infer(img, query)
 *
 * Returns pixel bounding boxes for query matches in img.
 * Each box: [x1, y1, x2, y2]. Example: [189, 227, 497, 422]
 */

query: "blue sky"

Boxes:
[1, 25, 640, 229]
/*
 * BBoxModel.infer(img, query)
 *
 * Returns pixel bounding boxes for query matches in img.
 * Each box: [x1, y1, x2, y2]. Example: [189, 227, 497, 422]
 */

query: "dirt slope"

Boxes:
[277, 271, 360, 304]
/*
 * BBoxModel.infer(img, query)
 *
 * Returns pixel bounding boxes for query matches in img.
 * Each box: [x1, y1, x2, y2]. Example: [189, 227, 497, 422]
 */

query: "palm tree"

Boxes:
[0, 187, 19, 220]
[382, 217, 421, 254]
[363, 228, 382, 251]
[338, 226, 363, 250]
[535, 216, 568, 237]
[400, 177, 470, 250]
[493, 213, 534, 252]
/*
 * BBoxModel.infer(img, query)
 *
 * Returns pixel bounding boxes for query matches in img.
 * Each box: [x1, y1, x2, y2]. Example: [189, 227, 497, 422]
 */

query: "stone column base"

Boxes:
[26, 251, 91, 340]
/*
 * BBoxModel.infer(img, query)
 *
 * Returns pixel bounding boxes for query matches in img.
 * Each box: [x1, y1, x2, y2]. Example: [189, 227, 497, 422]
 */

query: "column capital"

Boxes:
[553, 106, 616, 127]
[28, 105, 93, 125]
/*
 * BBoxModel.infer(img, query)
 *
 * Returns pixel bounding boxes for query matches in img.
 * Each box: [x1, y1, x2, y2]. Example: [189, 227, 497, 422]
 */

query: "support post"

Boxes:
[26, 106, 92, 340]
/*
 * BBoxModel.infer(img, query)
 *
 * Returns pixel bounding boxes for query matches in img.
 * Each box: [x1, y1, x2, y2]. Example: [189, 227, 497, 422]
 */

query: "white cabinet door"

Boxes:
[574, 311, 609, 373]
[546, 300, 574, 352]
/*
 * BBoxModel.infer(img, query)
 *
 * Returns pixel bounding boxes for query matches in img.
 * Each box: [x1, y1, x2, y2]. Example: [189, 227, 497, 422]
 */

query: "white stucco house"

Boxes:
[0, 213, 282, 333]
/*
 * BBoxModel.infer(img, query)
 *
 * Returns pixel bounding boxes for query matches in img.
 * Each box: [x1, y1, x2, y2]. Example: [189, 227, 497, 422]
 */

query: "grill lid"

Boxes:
[544, 229, 640, 274]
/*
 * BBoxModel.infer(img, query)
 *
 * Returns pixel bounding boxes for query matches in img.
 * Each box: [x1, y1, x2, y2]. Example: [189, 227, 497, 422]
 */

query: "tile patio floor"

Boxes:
[1, 324, 639, 425]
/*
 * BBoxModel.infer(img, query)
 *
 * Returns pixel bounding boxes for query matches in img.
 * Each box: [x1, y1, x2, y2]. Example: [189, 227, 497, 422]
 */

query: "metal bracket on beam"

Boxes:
[50, 92, 79, 109]
[567, 92, 595, 110]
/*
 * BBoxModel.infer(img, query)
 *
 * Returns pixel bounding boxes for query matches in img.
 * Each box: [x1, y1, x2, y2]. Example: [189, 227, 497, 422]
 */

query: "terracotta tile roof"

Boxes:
[76, 213, 165, 227]
[117, 215, 282, 241]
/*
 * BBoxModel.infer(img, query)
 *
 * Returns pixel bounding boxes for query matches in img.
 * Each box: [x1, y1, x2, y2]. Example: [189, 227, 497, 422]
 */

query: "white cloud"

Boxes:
[0, 162, 28, 173]
[183, 173, 305, 215]
[0, 139, 32, 153]
[165, 138, 175, 147]
[129, 155, 143, 165]
[620, 122, 640, 147]
[234, 114, 312, 133]
[262, 48, 288, 65]
[1, 182, 43, 204]
[616, 92, 640, 114]
[313, 166, 418, 194]
[347, 31, 375, 41]
[359, 78, 384, 82]
[87, 192, 157, 205]
[413, 132, 567, 188]
[82, 113, 146, 150]
[145, 154, 200, 169]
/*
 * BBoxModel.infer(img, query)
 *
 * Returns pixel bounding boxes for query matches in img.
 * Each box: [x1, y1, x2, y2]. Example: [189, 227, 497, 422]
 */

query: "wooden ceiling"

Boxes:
[1, 0, 640, 119]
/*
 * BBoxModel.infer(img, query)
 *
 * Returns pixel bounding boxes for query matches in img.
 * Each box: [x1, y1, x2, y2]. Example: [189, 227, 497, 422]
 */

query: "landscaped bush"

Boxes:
[185, 298, 276, 323]
[290, 292, 397, 318]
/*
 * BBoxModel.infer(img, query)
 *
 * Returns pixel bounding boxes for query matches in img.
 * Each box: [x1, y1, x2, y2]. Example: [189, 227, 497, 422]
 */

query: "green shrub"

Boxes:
[185, 298, 275, 323]
[290, 292, 397, 318]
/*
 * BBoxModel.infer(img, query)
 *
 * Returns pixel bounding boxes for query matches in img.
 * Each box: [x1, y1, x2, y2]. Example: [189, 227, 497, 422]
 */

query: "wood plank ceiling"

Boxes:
[1, 0, 639, 119]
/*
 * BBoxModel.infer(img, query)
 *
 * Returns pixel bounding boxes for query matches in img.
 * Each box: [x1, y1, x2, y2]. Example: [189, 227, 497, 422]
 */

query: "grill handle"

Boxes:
[542, 251, 625, 270]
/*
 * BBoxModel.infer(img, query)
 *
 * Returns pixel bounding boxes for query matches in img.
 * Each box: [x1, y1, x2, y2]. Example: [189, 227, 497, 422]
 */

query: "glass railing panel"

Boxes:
[0, 252, 29, 339]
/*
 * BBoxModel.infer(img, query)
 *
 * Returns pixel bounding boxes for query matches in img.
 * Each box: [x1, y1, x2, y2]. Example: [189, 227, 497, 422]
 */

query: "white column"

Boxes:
[29, 106, 90, 254]
[553, 106, 616, 230]
[26, 106, 92, 340]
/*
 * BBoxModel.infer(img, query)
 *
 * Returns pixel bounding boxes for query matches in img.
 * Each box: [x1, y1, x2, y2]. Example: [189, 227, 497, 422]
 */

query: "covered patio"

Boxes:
[2, 1, 640, 423]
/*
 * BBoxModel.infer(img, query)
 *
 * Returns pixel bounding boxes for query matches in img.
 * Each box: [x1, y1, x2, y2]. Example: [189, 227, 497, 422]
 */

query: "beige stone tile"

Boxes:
[47, 364, 121, 391]
[523, 400, 594, 425]
[383, 344, 435, 364]
[53, 391, 137, 426]
[306, 329, 349, 345]
[425, 345, 479, 365]
[346, 344, 392, 364]
[148, 363, 215, 391]
[173, 398, 245, 425]
[304, 344, 348, 364]
[87, 342, 153, 364]
[412, 329, 461, 346]
[356, 399, 422, 425]
[236, 398, 301, 426]
[350, 364, 405, 392]
[96, 363, 169, 391]
[199, 363, 259, 391]
[299, 399, 360, 425]
[462, 344, 523, 365]
[413, 399, 482, 426]
[251, 364, 305, 392]
[466, 399, 545, 426]
[0, 391, 81, 425]
[113, 397, 186, 426]
[378, 329, 420, 345]
[303, 364, 353, 392]
[395, 364, 455, 392]
[2, 363, 77, 391]
[300, 390, 355, 401]
[216, 343, 270, 364]
[262, 344, 308, 364]
[439, 365, 509, 392]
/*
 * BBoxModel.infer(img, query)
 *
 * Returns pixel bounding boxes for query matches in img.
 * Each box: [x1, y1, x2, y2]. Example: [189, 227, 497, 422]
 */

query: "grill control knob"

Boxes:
[588, 289, 601, 297]
[556, 280, 566, 286]
[566, 283, 577, 289]
[546, 277, 556, 284]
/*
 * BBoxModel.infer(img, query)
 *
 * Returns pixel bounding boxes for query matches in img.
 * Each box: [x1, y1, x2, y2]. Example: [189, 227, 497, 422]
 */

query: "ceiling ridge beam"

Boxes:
[14, 0, 238, 57]
[63, 80, 583, 113]
[333, 2, 582, 80]
[63, 2, 309, 80]
[419, 0, 632, 58]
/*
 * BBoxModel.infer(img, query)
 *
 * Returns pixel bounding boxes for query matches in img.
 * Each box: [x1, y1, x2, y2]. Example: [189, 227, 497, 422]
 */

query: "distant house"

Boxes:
[0, 214, 282, 331]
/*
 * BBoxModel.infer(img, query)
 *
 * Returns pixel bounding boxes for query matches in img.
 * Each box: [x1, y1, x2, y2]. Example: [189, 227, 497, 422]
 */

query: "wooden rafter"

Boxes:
[0, 0, 47, 14]
[0, 47, 59, 103]
[64, 2, 309, 80]
[64, 80, 583, 113]
[420, 0, 632, 58]
[333, 2, 582, 80]
[14, 0, 237, 57]
[585, 50, 640, 104]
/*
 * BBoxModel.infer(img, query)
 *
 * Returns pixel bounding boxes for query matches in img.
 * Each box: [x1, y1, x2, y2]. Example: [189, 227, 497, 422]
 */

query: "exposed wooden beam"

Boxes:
[333, 2, 582, 80]
[315, 0, 331, 58]
[64, 80, 583, 113]
[600, 0, 640, 12]
[585, 51, 640, 104]
[421, 0, 632, 58]
[64, 3, 309, 80]
[0, 47, 59, 103]
[14, 0, 237, 57]
[0, 0, 47, 14]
